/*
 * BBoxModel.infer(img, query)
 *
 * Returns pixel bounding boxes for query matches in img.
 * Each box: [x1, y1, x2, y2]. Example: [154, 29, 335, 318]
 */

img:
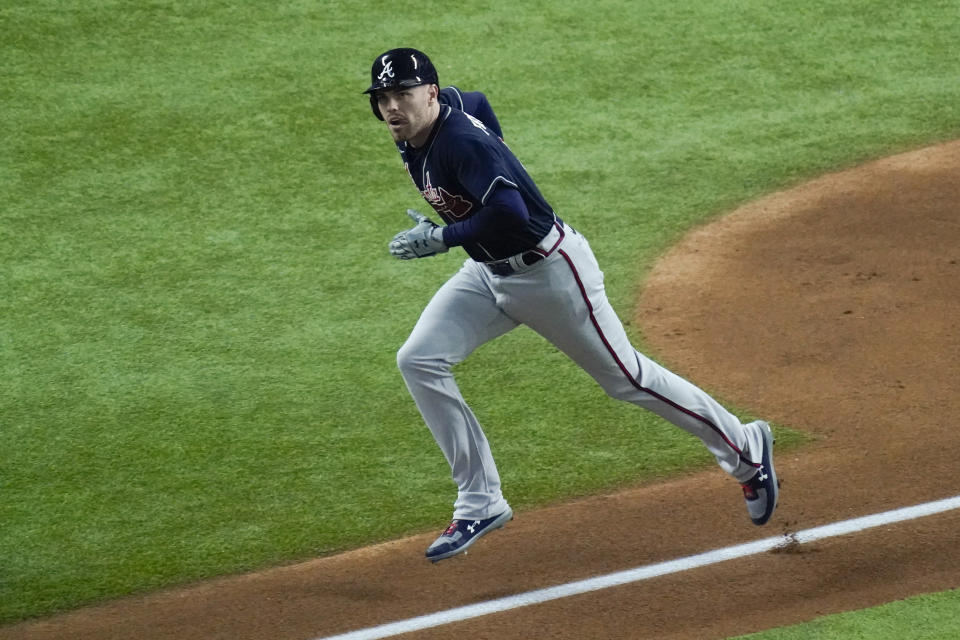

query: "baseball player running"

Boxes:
[363, 48, 778, 563]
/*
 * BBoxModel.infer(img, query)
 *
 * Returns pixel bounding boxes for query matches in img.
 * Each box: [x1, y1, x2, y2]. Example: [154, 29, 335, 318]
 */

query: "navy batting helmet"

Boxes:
[363, 48, 439, 120]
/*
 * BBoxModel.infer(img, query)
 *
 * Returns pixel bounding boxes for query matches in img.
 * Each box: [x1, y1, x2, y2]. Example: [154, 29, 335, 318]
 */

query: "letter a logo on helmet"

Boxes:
[363, 48, 439, 120]
[378, 59, 395, 82]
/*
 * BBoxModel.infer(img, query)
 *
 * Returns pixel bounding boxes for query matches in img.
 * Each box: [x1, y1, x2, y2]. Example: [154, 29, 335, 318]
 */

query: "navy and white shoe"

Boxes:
[425, 508, 514, 563]
[741, 421, 779, 526]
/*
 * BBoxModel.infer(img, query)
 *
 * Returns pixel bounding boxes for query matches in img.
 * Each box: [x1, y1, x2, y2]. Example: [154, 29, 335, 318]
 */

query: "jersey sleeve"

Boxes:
[448, 132, 519, 207]
[441, 185, 528, 247]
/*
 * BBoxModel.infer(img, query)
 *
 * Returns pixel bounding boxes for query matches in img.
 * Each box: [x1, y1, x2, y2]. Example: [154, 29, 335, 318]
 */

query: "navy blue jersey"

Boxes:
[398, 102, 558, 262]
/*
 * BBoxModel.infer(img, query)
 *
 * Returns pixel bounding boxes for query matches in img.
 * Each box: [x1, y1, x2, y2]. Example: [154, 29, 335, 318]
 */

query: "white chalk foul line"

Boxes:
[316, 495, 960, 640]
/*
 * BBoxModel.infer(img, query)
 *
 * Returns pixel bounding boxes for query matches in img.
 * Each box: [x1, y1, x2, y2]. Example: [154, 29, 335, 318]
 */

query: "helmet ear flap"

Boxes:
[369, 93, 384, 120]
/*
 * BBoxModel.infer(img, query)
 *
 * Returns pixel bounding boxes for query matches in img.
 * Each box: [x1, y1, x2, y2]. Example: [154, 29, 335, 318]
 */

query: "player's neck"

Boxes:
[408, 104, 441, 149]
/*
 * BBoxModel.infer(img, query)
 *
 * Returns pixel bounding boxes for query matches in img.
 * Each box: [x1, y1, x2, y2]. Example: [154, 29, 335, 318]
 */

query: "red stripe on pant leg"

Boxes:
[558, 249, 754, 466]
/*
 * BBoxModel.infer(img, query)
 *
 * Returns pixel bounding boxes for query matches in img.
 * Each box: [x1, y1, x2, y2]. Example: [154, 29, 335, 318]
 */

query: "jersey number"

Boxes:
[465, 113, 490, 136]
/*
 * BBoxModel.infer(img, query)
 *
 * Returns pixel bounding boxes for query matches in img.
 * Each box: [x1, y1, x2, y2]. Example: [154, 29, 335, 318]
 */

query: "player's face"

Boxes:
[376, 84, 438, 147]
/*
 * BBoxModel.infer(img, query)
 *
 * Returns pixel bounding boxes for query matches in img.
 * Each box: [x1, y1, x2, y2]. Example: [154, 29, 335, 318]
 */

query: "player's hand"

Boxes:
[389, 209, 449, 259]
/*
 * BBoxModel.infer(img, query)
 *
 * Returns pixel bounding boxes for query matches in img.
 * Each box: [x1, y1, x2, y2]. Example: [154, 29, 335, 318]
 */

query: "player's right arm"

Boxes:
[440, 185, 527, 248]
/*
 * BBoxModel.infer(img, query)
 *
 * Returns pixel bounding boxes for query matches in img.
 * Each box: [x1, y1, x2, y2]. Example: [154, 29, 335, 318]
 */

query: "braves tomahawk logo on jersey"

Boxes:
[404, 167, 474, 219]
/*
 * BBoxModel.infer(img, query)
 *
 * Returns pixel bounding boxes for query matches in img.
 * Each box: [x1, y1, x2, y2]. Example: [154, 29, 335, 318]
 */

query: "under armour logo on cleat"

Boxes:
[467, 521, 480, 534]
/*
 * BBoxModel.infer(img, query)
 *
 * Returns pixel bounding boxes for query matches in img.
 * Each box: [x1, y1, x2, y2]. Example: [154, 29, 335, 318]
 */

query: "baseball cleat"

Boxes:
[425, 508, 513, 563]
[741, 421, 779, 526]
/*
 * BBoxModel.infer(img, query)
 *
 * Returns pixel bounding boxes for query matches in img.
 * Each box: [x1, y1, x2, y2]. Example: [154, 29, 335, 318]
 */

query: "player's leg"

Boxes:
[543, 233, 778, 524]
[500, 228, 764, 482]
[397, 260, 517, 521]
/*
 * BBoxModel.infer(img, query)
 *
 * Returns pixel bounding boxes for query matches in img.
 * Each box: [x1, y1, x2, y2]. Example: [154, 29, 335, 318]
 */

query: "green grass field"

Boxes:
[734, 589, 960, 640]
[2, 0, 959, 633]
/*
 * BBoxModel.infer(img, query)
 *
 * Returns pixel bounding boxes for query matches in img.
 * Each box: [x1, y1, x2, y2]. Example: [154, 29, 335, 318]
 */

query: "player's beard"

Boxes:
[386, 105, 437, 148]
[387, 120, 412, 143]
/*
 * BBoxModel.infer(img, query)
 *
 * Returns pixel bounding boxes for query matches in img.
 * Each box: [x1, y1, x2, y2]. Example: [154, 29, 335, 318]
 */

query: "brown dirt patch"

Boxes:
[3, 141, 960, 639]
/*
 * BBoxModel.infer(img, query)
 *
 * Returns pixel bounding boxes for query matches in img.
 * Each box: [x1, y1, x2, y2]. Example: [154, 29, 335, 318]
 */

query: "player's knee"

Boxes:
[601, 380, 638, 403]
[396, 342, 417, 376]
[396, 340, 446, 378]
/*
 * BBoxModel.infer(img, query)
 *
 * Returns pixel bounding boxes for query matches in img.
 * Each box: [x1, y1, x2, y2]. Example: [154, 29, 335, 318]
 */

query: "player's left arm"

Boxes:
[440, 86, 504, 139]
[460, 93, 503, 140]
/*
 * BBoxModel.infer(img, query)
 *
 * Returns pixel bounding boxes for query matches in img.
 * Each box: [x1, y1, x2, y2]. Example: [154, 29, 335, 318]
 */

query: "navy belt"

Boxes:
[482, 221, 566, 277]
[485, 250, 544, 276]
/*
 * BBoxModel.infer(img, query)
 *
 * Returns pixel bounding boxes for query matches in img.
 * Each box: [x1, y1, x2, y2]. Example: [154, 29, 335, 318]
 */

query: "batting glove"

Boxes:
[389, 209, 448, 259]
